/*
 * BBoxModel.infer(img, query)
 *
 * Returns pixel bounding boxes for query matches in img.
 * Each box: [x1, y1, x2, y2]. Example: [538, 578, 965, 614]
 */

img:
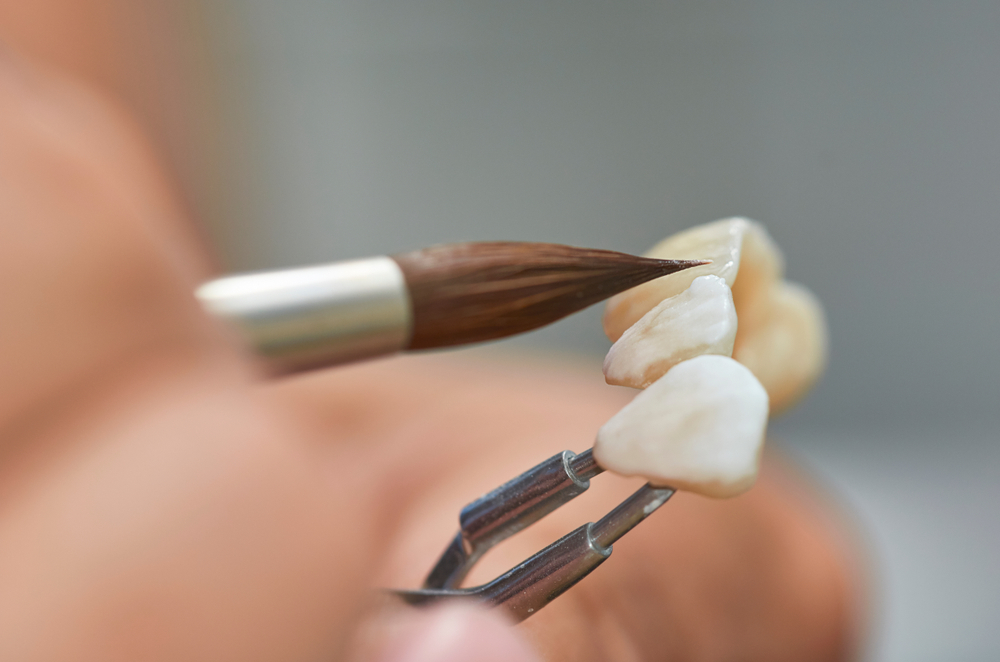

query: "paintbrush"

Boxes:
[196, 241, 706, 373]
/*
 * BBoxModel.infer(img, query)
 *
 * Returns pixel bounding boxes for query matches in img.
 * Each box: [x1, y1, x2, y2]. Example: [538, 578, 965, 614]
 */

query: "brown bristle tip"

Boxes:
[391, 242, 710, 350]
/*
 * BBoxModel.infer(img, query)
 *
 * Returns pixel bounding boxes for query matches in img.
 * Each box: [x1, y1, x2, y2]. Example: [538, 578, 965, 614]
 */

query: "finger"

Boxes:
[0, 59, 230, 444]
[280, 355, 862, 661]
[367, 604, 542, 662]
[0, 61, 389, 660]
[518, 454, 862, 662]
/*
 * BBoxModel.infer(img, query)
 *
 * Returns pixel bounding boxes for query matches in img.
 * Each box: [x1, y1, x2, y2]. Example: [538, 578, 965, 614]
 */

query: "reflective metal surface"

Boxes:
[400, 447, 674, 622]
[197, 256, 411, 371]
[399, 523, 612, 622]
[591, 484, 674, 549]
[424, 449, 603, 589]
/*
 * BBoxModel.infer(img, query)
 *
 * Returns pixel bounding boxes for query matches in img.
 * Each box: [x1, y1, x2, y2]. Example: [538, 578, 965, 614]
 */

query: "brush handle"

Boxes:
[197, 257, 412, 372]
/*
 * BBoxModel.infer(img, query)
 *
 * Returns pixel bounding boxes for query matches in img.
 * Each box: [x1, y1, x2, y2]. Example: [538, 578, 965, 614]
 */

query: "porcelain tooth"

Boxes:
[733, 280, 828, 414]
[594, 355, 769, 499]
[603, 275, 737, 389]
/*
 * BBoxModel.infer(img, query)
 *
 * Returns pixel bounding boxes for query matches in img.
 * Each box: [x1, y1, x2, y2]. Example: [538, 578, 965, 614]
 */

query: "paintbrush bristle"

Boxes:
[391, 241, 707, 350]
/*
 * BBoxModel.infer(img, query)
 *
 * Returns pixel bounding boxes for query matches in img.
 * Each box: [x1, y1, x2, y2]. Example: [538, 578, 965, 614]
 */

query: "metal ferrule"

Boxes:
[196, 256, 412, 372]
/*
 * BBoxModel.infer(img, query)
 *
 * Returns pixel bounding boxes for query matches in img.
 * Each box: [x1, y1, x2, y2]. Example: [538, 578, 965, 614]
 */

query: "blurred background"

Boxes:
[3, 1, 997, 660]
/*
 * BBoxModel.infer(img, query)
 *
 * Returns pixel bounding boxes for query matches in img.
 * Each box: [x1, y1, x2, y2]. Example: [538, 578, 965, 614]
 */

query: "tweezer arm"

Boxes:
[398, 483, 674, 622]
[424, 449, 603, 589]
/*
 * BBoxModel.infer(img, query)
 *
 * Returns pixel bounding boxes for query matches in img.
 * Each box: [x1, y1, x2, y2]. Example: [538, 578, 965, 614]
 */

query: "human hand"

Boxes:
[0, 58, 860, 661]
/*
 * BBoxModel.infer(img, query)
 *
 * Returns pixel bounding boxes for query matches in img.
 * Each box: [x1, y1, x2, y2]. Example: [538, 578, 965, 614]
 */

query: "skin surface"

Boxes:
[0, 33, 863, 662]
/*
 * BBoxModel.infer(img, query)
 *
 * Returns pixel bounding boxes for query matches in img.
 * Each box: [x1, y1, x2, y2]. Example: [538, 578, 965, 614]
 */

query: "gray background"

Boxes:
[197, 2, 1000, 660]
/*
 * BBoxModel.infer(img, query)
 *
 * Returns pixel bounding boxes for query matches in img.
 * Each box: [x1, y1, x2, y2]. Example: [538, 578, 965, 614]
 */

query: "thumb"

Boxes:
[372, 603, 542, 662]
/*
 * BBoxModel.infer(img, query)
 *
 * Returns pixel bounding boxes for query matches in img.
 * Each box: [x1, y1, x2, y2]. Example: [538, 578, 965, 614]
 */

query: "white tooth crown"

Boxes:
[729, 220, 785, 328]
[603, 217, 827, 414]
[594, 355, 769, 499]
[733, 280, 828, 414]
[603, 218, 783, 342]
[603, 275, 737, 389]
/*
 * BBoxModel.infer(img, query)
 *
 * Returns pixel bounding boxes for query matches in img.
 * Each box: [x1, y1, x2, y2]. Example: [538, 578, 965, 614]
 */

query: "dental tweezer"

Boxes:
[393, 449, 674, 622]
